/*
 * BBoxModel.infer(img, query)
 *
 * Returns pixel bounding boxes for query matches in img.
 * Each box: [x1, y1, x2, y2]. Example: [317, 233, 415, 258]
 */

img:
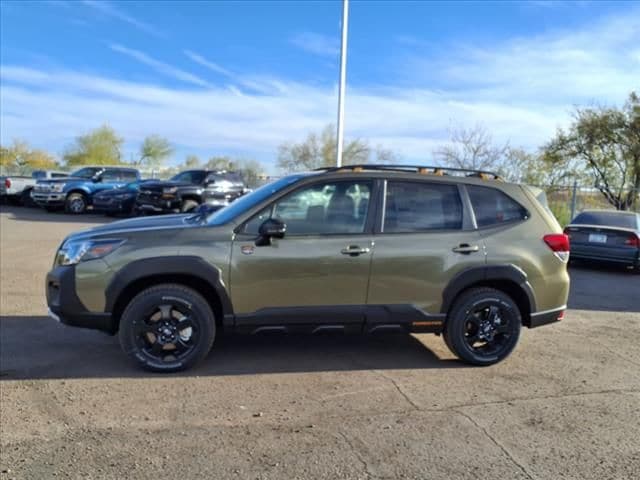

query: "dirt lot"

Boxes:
[1, 206, 639, 480]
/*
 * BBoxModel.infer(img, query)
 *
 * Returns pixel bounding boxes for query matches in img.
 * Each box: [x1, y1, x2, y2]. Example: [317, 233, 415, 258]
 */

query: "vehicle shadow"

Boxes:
[0, 316, 461, 381]
[568, 262, 640, 312]
[0, 205, 114, 224]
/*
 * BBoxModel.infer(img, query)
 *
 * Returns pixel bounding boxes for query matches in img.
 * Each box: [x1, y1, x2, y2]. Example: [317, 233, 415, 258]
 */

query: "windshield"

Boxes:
[70, 167, 100, 179]
[572, 211, 638, 229]
[207, 174, 311, 225]
[171, 170, 207, 184]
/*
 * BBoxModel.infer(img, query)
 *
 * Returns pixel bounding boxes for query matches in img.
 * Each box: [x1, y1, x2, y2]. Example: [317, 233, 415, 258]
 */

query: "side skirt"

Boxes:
[231, 304, 445, 335]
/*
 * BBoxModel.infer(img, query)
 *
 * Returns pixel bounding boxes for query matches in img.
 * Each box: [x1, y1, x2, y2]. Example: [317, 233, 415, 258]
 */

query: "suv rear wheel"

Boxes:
[118, 284, 216, 372]
[444, 287, 521, 366]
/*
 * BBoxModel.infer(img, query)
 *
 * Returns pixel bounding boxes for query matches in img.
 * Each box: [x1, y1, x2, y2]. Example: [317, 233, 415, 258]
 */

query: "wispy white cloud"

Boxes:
[109, 44, 212, 88]
[0, 64, 564, 167]
[184, 50, 233, 78]
[404, 9, 640, 105]
[81, 0, 164, 37]
[290, 32, 339, 57]
[1, 9, 637, 169]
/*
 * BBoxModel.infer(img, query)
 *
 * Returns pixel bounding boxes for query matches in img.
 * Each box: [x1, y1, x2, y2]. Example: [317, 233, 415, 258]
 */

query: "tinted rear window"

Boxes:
[384, 181, 462, 232]
[467, 185, 528, 228]
[572, 212, 638, 229]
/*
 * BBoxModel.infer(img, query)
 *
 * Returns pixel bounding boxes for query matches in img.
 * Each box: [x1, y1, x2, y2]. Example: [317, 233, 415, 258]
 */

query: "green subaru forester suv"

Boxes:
[46, 165, 570, 372]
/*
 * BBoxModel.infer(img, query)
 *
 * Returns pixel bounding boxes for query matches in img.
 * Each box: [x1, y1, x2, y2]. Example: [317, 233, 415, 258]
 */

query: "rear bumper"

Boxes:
[571, 244, 639, 266]
[46, 266, 115, 333]
[529, 306, 566, 328]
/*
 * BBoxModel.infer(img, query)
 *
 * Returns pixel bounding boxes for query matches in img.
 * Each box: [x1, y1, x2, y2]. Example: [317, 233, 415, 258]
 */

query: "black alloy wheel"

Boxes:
[444, 287, 521, 366]
[119, 284, 216, 372]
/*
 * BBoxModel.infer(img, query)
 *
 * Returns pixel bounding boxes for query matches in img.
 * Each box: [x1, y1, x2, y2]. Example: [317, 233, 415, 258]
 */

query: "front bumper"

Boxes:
[32, 192, 66, 206]
[46, 266, 115, 333]
[136, 195, 182, 213]
[93, 196, 135, 212]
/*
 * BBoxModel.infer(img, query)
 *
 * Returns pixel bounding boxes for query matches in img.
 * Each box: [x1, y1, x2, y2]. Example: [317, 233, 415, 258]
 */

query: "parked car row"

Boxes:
[1, 170, 68, 206]
[1, 166, 249, 216]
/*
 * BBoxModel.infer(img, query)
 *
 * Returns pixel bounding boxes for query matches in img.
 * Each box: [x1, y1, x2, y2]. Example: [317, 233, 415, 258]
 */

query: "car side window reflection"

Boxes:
[243, 180, 372, 236]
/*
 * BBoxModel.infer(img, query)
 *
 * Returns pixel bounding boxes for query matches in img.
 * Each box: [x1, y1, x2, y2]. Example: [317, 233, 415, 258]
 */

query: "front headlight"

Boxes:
[56, 239, 125, 266]
[114, 193, 133, 199]
[51, 183, 65, 193]
[163, 187, 178, 194]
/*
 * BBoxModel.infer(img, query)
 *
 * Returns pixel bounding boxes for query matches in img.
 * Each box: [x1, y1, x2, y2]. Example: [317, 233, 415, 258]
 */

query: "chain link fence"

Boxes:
[538, 184, 640, 226]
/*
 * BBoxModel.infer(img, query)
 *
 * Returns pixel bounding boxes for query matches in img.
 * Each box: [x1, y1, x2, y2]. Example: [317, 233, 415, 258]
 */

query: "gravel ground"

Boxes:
[1, 206, 639, 480]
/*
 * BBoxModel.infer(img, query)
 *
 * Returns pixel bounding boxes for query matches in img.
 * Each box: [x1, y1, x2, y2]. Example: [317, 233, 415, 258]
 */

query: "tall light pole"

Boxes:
[335, 0, 349, 167]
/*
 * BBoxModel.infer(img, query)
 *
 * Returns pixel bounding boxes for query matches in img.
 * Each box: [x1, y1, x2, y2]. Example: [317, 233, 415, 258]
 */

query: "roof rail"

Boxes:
[313, 164, 501, 180]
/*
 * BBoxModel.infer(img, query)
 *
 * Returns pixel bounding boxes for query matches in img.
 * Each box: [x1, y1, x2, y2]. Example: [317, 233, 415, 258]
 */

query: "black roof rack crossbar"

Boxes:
[313, 164, 501, 179]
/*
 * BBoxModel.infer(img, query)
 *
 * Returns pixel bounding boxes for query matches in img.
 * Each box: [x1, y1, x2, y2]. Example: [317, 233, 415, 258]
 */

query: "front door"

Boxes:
[230, 178, 375, 331]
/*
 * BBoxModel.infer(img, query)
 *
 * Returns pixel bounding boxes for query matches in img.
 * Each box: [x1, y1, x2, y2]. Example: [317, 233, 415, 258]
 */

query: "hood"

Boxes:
[71, 213, 199, 239]
[37, 176, 84, 184]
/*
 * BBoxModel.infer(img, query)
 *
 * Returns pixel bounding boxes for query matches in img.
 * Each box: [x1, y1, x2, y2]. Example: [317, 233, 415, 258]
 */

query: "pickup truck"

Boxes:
[32, 166, 140, 214]
[1, 170, 68, 206]
[136, 169, 247, 213]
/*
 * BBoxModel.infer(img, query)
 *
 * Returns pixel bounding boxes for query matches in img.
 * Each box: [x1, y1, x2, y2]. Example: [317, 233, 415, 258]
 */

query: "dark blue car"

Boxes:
[92, 180, 150, 216]
[565, 210, 640, 271]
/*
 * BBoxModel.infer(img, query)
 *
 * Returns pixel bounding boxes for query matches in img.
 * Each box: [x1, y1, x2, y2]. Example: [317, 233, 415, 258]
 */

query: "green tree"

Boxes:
[543, 92, 640, 210]
[277, 124, 391, 172]
[0, 140, 58, 174]
[138, 135, 173, 168]
[205, 156, 234, 171]
[205, 156, 264, 188]
[64, 125, 123, 166]
[183, 154, 201, 168]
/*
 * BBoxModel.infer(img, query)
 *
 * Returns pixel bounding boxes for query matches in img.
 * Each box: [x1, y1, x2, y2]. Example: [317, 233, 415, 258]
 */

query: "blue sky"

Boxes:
[1, 0, 638, 171]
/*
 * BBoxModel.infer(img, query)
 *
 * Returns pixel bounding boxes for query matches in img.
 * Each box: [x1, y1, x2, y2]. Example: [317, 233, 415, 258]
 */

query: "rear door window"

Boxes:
[467, 185, 528, 228]
[383, 181, 463, 232]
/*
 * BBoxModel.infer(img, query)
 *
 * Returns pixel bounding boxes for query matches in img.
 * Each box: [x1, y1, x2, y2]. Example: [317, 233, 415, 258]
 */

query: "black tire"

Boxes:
[65, 192, 88, 214]
[20, 189, 35, 207]
[443, 287, 521, 366]
[118, 284, 216, 372]
[181, 199, 199, 213]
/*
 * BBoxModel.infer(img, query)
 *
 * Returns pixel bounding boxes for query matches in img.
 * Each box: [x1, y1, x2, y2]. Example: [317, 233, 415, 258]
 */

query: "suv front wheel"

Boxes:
[444, 287, 521, 366]
[118, 284, 216, 372]
[65, 192, 88, 214]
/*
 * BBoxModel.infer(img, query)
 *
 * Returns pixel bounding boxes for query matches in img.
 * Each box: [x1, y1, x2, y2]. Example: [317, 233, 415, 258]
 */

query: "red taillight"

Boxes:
[544, 233, 570, 261]
[4, 178, 10, 189]
[624, 235, 640, 247]
[557, 310, 565, 321]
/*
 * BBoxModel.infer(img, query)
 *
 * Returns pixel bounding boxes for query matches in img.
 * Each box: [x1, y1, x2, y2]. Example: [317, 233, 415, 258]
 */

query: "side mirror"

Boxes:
[256, 218, 286, 246]
[92, 175, 102, 183]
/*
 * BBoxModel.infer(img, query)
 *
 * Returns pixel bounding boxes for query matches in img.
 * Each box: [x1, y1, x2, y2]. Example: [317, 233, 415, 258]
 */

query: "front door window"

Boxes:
[243, 180, 372, 236]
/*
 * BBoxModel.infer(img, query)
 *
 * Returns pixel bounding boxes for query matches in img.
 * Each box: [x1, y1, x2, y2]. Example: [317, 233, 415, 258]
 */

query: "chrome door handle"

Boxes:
[341, 246, 371, 256]
[452, 244, 480, 254]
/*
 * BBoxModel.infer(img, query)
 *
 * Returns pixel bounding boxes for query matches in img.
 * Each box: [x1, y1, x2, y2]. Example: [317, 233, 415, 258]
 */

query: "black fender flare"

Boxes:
[105, 255, 233, 319]
[441, 264, 536, 315]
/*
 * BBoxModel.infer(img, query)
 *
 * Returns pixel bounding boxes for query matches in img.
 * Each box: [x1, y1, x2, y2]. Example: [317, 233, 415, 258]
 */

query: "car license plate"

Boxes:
[589, 233, 607, 243]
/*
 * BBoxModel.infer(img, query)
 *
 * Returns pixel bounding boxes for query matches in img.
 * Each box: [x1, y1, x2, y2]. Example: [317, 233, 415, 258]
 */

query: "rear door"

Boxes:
[367, 180, 485, 317]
